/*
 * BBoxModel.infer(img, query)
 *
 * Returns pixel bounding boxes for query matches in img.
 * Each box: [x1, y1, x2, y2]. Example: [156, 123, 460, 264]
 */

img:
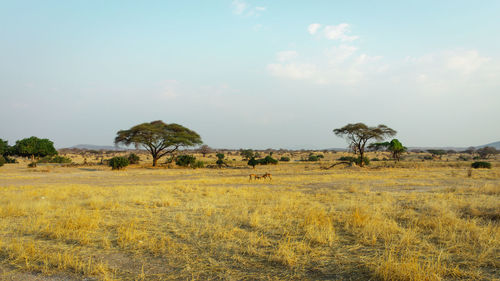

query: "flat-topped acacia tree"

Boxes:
[115, 121, 202, 167]
[333, 123, 396, 167]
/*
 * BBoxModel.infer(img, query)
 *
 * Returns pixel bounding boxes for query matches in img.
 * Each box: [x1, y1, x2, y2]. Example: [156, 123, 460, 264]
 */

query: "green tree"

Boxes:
[0, 138, 9, 156]
[368, 139, 407, 161]
[240, 149, 254, 160]
[13, 136, 57, 162]
[115, 121, 202, 167]
[333, 123, 396, 167]
[248, 157, 258, 168]
[216, 153, 225, 168]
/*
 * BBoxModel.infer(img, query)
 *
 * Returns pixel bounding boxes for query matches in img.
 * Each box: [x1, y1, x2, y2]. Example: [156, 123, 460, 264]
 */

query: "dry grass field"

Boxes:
[0, 152, 499, 280]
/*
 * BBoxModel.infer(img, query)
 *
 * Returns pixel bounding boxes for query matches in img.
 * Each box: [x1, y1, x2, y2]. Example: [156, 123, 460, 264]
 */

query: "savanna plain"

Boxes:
[0, 152, 499, 281]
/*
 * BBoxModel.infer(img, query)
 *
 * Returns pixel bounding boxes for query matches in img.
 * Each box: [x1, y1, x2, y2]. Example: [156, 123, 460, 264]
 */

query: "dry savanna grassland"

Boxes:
[0, 151, 499, 280]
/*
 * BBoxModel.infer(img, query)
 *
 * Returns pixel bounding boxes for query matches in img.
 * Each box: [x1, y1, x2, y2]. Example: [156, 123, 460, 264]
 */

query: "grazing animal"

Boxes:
[249, 173, 272, 180]
[261, 172, 272, 180]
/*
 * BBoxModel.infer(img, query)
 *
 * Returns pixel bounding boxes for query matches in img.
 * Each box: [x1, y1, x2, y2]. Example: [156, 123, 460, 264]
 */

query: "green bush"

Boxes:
[0, 155, 5, 167]
[354, 156, 370, 166]
[279, 156, 290, 162]
[258, 155, 278, 165]
[108, 157, 129, 170]
[308, 155, 319, 161]
[338, 156, 356, 162]
[128, 153, 140, 164]
[38, 155, 72, 164]
[176, 155, 196, 167]
[471, 161, 491, 169]
[338, 156, 369, 166]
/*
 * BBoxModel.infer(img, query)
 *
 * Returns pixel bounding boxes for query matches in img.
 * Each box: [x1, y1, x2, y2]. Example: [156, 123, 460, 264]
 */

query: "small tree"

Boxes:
[476, 147, 498, 159]
[248, 157, 258, 168]
[13, 137, 57, 162]
[0, 138, 9, 156]
[199, 145, 212, 157]
[108, 157, 129, 170]
[115, 121, 202, 167]
[369, 139, 407, 161]
[333, 123, 396, 167]
[259, 155, 278, 165]
[240, 149, 255, 160]
[216, 153, 225, 168]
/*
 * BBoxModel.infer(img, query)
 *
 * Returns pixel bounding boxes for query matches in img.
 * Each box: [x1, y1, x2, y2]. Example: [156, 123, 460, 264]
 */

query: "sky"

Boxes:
[1, 0, 499, 149]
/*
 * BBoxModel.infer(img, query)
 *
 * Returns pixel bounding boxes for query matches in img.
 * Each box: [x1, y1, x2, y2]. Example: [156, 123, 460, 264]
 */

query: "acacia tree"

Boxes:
[368, 139, 407, 161]
[333, 123, 396, 167]
[199, 145, 212, 157]
[115, 121, 202, 167]
[13, 136, 57, 162]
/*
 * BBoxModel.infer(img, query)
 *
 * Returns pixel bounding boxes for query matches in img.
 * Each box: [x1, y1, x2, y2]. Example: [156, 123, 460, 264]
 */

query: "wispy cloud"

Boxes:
[232, 0, 266, 17]
[309, 23, 359, 42]
[307, 23, 321, 35]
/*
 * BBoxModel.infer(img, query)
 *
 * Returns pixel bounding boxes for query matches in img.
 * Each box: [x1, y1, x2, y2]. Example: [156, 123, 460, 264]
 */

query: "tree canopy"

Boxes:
[333, 123, 396, 167]
[13, 137, 57, 160]
[114, 121, 202, 166]
[369, 139, 407, 161]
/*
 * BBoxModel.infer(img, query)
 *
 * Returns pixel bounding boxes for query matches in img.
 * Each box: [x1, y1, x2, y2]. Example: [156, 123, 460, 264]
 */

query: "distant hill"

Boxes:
[68, 144, 126, 151]
[477, 141, 500, 149]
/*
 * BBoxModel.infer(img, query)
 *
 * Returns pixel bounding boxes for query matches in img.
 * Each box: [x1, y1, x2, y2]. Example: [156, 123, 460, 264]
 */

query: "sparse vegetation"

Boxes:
[0, 158, 498, 280]
[175, 154, 197, 167]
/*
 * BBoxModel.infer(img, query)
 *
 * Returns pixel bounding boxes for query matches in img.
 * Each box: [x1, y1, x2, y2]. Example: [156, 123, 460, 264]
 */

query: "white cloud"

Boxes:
[232, 0, 248, 15]
[276, 50, 298, 62]
[325, 45, 358, 64]
[267, 45, 383, 85]
[446, 50, 490, 75]
[267, 63, 317, 80]
[308, 23, 322, 35]
[323, 23, 359, 41]
[232, 1, 266, 17]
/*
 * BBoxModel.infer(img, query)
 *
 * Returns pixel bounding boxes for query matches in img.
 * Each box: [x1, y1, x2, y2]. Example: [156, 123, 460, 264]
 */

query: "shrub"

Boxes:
[354, 156, 370, 166]
[371, 158, 380, 161]
[128, 153, 140, 164]
[280, 156, 290, 162]
[0, 155, 5, 167]
[38, 155, 72, 164]
[3, 156, 16, 163]
[175, 155, 196, 167]
[308, 155, 319, 161]
[28, 162, 37, 168]
[338, 156, 369, 166]
[258, 155, 278, 165]
[471, 161, 491, 169]
[108, 157, 129, 170]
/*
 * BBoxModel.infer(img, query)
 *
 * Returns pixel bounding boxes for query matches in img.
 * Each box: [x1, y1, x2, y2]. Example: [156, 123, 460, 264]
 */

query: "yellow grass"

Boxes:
[0, 154, 499, 280]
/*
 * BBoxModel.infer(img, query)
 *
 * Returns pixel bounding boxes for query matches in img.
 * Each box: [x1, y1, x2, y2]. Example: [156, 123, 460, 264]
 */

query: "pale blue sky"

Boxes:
[1, 1, 499, 149]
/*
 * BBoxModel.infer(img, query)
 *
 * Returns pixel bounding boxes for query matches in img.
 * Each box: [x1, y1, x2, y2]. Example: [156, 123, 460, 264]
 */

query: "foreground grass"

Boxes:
[0, 163, 499, 280]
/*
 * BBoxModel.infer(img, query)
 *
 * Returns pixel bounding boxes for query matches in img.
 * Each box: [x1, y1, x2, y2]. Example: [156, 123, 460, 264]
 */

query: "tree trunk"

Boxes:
[359, 150, 364, 167]
[153, 157, 158, 167]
